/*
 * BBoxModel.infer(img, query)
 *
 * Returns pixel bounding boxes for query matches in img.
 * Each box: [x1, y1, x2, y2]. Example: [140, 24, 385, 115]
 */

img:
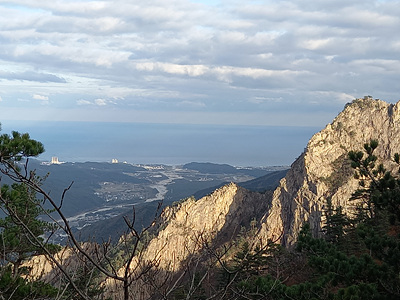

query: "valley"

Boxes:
[25, 160, 287, 242]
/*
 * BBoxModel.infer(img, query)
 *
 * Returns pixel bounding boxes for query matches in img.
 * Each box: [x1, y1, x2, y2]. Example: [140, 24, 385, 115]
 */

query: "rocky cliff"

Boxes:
[258, 97, 400, 246]
[104, 183, 273, 297]
[139, 183, 271, 271]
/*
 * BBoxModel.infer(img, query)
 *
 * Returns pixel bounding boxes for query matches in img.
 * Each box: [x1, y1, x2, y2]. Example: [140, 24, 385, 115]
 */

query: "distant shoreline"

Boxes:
[37, 159, 290, 171]
[2, 120, 319, 167]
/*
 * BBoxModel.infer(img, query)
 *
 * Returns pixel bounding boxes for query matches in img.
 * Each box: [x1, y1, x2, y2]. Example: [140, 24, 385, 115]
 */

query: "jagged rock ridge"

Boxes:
[258, 97, 400, 246]
[105, 183, 273, 296]
[140, 183, 271, 271]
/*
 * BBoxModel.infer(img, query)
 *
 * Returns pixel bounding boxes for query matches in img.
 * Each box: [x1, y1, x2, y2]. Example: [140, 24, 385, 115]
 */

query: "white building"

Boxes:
[51, 157, 61, 164]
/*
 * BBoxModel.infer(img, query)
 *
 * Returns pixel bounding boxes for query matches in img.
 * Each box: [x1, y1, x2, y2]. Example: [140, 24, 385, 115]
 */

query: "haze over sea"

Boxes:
[1, 121, 319, 167]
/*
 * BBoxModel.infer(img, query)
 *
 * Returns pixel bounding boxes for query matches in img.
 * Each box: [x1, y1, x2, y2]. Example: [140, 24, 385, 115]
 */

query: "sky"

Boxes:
[0, 0, 399, 127]
[0, 1, 399, 166]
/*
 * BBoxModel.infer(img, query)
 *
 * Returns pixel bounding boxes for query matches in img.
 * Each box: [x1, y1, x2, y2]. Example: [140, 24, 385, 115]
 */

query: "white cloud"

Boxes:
[75, 98, 109, 106]
[135, 62, 209, 76]
[32, 94, 50, 105]
[94, 98, 107, 106]
[77, 99, 91, 105]
[33, 94, 49, 101]
[177, 100, 206, 108]
[0, 0, 399, 126]
[249, 97, 283, 104]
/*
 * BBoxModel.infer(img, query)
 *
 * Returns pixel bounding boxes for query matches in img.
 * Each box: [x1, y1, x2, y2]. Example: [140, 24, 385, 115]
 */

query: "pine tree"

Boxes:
[323, 197, 350, 245]
[0, 183, 59, 277]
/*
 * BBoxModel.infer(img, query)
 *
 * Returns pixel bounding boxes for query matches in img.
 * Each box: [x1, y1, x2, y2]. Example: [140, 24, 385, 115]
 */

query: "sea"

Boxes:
[0, 120, 320, 167]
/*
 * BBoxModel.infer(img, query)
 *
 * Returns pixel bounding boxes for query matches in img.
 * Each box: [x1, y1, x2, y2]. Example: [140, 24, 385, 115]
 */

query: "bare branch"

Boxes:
[60, 181, 74, 210]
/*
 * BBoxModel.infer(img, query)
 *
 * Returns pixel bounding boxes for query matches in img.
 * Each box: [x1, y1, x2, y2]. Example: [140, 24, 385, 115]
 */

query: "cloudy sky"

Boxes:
[0, 0, 400, 127]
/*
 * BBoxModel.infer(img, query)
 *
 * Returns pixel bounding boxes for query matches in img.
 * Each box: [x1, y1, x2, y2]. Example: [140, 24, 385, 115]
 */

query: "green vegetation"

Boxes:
[0, 131, 61, 299]
[320, 153, 353, 192]
[0, 183, 60, 275]
[344, 97, 382, 111]
[0, 266, 58, 300]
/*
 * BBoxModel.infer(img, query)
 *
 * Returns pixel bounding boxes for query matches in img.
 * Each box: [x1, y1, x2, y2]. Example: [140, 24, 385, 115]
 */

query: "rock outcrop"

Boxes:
[258, 97, 400, 246]
[139, 182, 271, 271]
[104, 183, 273, 297]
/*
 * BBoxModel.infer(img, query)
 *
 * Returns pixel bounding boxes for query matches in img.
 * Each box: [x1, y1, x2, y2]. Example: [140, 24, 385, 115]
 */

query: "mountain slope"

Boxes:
[258, 97, 400, 246]
[238, 169, 289, 192]
[141, 183, 272, 271]
[76, 169, 286, 243]
[104, 183, 274, 297]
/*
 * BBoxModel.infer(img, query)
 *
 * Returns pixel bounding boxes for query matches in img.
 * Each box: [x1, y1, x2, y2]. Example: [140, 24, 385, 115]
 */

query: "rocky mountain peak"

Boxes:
[258, 97, 400, 246]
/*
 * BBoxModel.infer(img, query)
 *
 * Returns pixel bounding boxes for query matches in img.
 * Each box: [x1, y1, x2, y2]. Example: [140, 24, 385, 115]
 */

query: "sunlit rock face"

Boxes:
[142, 182, 271, 271]
[258, 98, 400, 246]
[104, 183, 272, 297]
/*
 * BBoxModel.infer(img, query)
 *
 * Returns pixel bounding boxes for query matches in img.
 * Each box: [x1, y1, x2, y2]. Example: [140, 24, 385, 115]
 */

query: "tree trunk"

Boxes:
[124, 278, 129, 300]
